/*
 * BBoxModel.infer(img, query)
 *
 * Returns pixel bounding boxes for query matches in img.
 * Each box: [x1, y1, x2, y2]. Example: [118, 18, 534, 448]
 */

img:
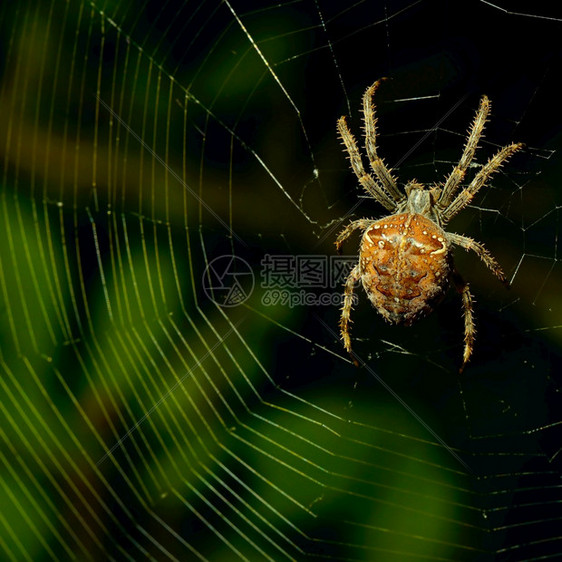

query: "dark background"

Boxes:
[0, 1, 561, 560]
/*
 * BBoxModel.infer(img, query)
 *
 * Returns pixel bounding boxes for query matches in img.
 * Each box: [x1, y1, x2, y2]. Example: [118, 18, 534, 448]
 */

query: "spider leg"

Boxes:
[440, 142, 523, 223]
[447, 232, 507, 284]
[335, 219, 375, 253]
[452, 270, 476, 373]
[362, 80, 405, 204]
[338, 116, 397, 211]
[340, 264, 361, 353]
[437, 96, 491, 212]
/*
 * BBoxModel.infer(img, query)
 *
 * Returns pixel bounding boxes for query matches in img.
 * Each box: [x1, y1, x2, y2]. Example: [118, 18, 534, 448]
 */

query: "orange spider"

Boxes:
[336, 79, 522, 371]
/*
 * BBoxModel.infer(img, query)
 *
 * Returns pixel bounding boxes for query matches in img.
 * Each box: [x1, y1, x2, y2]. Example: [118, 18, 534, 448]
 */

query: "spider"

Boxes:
[336, 79, 523, 371]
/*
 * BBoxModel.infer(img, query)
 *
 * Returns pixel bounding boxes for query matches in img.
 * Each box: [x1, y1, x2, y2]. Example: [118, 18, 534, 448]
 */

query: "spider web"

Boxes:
[0, 1, 561, 560]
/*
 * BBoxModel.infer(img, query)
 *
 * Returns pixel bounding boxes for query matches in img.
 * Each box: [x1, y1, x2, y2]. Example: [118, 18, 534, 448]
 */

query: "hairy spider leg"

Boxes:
[340, 264, 361, 353]
[335, 219, 376, 253]
[337, 116, 397, 211]
[441, 142, 523, 223]
[447, 231, 507, 284]
[362, 79, 405, 204]
[438, 96, 491, 213]
[452, 270, 476, 373]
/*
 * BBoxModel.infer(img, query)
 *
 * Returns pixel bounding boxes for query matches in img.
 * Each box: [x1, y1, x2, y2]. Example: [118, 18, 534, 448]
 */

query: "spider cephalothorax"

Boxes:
[336, 79, 522, 371]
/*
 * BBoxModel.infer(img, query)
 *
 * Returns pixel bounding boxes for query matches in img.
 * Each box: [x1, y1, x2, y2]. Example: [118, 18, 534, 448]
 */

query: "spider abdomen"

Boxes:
[359, 213, 451, 325]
